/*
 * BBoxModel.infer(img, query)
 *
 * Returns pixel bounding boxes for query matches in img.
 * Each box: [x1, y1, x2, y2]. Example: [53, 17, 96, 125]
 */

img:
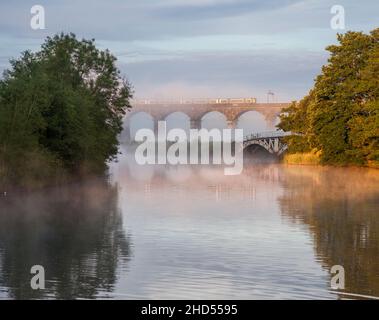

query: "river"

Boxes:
[0, 145, 378, 299]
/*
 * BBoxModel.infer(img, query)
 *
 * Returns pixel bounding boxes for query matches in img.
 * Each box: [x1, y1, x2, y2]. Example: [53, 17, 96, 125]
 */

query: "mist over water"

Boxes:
[0, 143, 378, 299]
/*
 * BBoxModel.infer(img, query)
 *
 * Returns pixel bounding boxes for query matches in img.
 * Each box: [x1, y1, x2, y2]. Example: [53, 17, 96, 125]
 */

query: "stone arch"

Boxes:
[126, 111, 155, 142]
[126, 110, 153, 119]
[234, 109, 267, 121]
[163, 111, 191, 121]
[200, 111, 228, 130]
[198, 110, 228, 121]
[163, 111, 191, 133]
[235, 110, 269, 134]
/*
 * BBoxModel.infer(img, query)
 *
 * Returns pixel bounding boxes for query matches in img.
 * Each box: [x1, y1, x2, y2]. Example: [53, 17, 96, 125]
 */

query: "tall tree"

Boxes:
[0, 33, 132, 185]
[279, 29, 379, 166]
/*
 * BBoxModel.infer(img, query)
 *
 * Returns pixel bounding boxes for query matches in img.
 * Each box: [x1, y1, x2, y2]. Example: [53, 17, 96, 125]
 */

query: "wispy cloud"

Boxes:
[0, 0, 378, 100]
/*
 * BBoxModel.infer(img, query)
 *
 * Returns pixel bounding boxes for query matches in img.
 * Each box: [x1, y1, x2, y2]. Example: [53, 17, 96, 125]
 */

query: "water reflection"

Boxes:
[278, 167, 379, 298]
[110, 160, 335, 299]
[0, 146, 378, 299]
[0, 178, 130, 299]
[109, 150, 379, 299]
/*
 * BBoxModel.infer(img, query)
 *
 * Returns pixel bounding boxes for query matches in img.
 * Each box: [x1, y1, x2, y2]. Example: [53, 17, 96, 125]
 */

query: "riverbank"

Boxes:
[0, 163, 112, 196]
[283, 150, 379, 169]
[282, 150, 321, 166]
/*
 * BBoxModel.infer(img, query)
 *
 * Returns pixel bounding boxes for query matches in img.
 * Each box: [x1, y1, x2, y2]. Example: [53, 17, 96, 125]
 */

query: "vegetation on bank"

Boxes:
[282, 149, 321, 166]
[279, 28, 379, 167]
[0, 33, 132, 188]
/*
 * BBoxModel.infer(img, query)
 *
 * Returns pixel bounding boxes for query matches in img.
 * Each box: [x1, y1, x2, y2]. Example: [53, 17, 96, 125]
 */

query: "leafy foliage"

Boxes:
[278, 29, 379, 166]
[0, 33, 132, 186]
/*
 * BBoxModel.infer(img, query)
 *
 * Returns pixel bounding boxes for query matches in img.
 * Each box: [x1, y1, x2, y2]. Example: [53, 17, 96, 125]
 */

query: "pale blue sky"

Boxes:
[0, 0, 378, 101]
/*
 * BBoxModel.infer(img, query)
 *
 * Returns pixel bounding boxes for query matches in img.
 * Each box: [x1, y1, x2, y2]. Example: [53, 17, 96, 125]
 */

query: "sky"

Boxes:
[0, 0, 378, 102]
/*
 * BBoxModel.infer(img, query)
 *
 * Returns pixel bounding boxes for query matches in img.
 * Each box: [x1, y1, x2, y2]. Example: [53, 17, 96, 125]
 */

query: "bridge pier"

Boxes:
[153, 120, 161, 136]
[227, 120, 236, 129]
[190, 119, 202, 130]
[265, 113, 281, 130]
[121, 117, 131, 142]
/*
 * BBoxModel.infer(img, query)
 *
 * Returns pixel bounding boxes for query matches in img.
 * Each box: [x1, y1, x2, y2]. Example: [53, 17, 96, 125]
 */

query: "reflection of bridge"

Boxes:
[123, 101, 290, 138]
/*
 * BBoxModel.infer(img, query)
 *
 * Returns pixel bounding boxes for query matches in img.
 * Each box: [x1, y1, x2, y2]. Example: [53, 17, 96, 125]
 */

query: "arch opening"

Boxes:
[236, 111, 269, 135]
[128, 111, 154, 141]
[164, 112, 190, 135]
[243, 143, 279, 164]
[201, 111, 228, 130]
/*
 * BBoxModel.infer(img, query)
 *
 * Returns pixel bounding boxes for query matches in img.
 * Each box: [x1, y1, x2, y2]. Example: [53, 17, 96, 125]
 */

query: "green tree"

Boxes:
[0, 33, 132, 186]
[279, 28, 379, 166]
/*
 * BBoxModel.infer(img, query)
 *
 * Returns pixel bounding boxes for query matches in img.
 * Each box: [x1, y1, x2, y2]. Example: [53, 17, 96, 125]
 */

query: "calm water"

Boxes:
[0, 146, 378, 299]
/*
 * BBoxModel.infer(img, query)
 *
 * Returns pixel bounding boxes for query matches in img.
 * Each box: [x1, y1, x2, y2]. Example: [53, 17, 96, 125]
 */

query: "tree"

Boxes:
[0, 33, 132, 186]
[278, 28, 379, 166]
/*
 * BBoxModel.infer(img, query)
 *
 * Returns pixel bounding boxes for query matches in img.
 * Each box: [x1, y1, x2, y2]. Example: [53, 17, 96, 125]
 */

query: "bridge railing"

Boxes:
[243, 131, 293, 141]
[133, 98, 257, 105]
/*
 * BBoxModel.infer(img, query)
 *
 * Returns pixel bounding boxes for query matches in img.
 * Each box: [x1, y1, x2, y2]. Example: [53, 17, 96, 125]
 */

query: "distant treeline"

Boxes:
[279, 28, 379, 167]
[0, 33, 132, 188]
